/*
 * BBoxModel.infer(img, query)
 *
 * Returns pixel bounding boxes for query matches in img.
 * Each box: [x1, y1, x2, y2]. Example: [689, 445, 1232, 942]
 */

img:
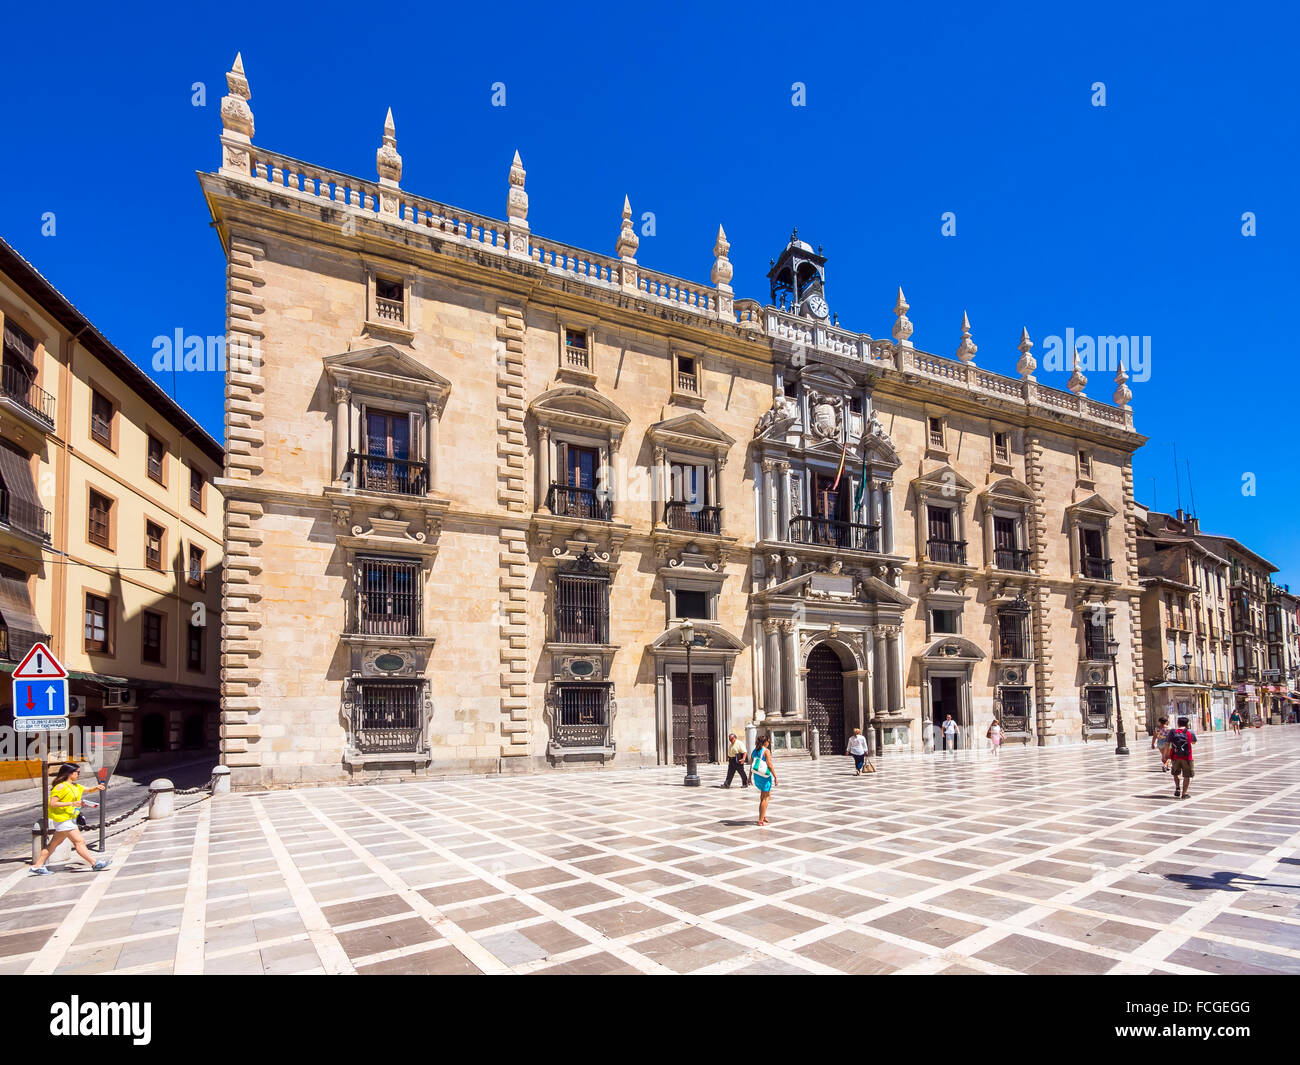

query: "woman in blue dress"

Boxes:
[750, 734, 779, 826]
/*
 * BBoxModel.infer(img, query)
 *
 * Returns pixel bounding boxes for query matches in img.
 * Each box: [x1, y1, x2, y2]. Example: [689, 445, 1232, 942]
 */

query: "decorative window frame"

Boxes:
[981, 476, 1035, 573]
[924, 405, 950, 459]
[1076, 446, 1096, 487]
[648, 412, 734, 534]
[529, 385, 630, 521]
[1066, 494, 1118, 580]
[362, 263, 415, 344]
[670, 343, 706, 408]
[912, 464, 975, 566]
[86, 484, 117, 553]
[88, 381, 119, 453]
[323, 345, 452, 498]
[557, 312, 598, 384]
[141, 608, 167, 667]
[927, 604, 962, 638]
[990, 422, 1014, 472]
[145, 428, 169, 488]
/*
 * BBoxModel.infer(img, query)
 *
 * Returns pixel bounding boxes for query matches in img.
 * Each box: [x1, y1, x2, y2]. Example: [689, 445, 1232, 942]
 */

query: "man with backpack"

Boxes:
[1167, 715, 1197, 799]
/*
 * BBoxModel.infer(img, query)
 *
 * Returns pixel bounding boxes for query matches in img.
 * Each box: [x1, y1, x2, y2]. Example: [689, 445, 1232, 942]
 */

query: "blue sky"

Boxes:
[2, 1, 1296, 581]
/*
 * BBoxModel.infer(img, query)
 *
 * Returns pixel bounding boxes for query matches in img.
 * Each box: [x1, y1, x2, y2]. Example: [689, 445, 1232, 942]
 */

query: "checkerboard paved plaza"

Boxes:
[2, 727, 1299, 975]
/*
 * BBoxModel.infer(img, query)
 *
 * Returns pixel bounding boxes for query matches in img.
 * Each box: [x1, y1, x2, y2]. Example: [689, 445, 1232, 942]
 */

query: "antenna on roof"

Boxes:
[1173, 442, 1183, 513]
[1186, 458, 1198, 519]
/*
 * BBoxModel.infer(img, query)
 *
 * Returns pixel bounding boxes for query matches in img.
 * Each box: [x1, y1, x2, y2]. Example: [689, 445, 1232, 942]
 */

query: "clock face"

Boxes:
[805, 294, 829, 319]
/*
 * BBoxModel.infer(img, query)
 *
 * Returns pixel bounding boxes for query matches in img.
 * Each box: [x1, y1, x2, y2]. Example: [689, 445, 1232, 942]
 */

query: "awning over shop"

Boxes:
[0, 575, 47, 660]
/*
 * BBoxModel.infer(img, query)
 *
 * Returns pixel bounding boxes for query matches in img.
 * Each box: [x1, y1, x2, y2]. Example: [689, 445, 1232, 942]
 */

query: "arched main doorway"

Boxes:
[806, 644, 847, 755]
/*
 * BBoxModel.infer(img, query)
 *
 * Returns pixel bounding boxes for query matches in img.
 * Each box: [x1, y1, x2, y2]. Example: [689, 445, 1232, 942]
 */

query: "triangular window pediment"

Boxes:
[1068, 492, 1118, 519]
[914, 464, 975, 495]
[649, 413, 735, 454]
[325, 345, 451, 390]
[530, 385, 630, 431]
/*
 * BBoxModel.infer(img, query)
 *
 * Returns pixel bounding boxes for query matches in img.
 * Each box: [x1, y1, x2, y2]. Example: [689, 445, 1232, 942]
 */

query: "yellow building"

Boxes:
[0, 237, 224, 773]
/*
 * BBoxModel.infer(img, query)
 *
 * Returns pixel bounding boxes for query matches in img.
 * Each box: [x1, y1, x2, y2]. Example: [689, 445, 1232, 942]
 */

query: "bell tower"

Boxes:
[768, 228, 829, 321]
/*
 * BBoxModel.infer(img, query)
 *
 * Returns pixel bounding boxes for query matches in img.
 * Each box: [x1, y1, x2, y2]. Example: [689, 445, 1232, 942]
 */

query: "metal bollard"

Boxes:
[210, 766, 231, 795]
[148, 779, 175, 820]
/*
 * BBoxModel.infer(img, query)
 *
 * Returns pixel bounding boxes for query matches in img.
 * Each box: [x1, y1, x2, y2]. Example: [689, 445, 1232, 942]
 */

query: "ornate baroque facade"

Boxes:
[201, 56, 1148, 787]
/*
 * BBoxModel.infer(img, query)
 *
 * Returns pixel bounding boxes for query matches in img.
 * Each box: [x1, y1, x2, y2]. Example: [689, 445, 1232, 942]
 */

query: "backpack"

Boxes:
[1167, 729, 1191, 758]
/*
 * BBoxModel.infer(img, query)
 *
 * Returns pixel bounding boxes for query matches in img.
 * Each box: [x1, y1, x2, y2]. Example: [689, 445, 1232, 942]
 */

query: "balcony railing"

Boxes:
[374, 295, 404, 322]
[1082, 556, 1114, 580]
[676, 372, 699, 394]
[994, 547, 1031, 571]
[0, 488, 51, 543]
[0, 363, 55, 428]
[927, 538, 967, 565]
[664, 501, 722, 534]
[347, 452, 429, 496]
[545, 483, 612, 521]
[788, 516, 880, 552]
[563, 345, 590, 370]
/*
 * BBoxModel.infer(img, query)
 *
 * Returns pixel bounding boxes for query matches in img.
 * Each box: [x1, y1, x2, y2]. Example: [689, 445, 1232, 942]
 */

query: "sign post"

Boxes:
[12, 642, 70, 852]
[86, 731, 122, 854]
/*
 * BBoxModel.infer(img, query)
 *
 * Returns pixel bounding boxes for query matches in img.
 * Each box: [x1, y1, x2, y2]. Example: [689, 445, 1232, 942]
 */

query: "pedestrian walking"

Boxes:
[751, 734, 778, 826]
[986, 718, 1002, 755]
[941, 714, 959, 753]
[1229, 709, 1241, 735]
[846, 727, 874, 775]
[1167, 715, 1198, 799]
[30, 763, 111, 876]
[722, 732, 749, 788]
[1151, 716, 1171, 771]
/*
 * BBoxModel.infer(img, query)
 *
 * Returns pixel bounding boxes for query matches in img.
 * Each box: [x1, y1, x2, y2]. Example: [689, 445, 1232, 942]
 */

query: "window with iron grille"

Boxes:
[553, 685, 610, 747]
[88, 490, 112, 550]
[1083, 611, 1114, 659]
[999, 687, 1031, 731]
[190, 466, 205, 511]
[554, 565, 610, 644]
[188, 544, 205, 588]
[142, 610, 163, 664]
[997, 610, 1030, 659]
[145, 520, 164, 571]
[354, 681, 422, 753]
[90, 390, 114, 448]
[186, 621, 204, 672]
[84, 593, 110, 653]
[1085, 687, 1111, 728]
[356, 556, 421, 636]
[147, 434, 166, 484]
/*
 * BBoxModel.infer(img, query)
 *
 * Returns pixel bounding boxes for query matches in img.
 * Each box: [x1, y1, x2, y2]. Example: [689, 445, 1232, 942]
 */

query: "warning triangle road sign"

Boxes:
[12, 642, 68, 680]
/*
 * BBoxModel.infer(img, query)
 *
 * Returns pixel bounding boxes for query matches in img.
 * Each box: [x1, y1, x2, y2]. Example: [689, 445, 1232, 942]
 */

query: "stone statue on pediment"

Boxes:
[755, 392, 799, 437]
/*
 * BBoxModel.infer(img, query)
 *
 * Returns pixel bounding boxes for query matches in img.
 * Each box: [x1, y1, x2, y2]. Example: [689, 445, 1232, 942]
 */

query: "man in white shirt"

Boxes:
[722, 732, 749, 788]
[942, 715, 959, 753]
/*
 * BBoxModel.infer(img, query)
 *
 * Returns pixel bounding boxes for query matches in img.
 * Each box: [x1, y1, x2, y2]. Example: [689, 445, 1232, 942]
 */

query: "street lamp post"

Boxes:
[681, 619, 700, 787]
[1108, 638, 1129, 755]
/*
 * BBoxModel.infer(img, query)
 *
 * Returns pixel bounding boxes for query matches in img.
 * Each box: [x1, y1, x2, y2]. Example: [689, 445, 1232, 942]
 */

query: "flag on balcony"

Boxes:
[830, 437, 848, 491]
[852, 448, 868, 511]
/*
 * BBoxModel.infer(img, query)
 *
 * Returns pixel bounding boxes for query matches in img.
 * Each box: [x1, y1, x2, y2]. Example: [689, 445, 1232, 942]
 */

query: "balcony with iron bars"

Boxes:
[0, 488, 51, 545]
[552, 601, 610, 646]
[789, 516, 881, 553]
[0, 364, 55, 432]
[994, 547, 1031, 572]
[996, 632, 1032, 661]
[1084, 635, 1111, 662]
[1081, 555, 1114, 581]
[545, 483, 612, 522]
[927, 538, 967, 565]
[348, 680, 427, 758]
[346, 452, 429, 497]
[664, 501, 722, 535]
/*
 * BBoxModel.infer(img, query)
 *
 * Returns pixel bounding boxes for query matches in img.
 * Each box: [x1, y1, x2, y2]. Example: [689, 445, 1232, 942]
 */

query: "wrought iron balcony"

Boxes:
[545, 483, 612, 521]
[927, 538, 967, 565]
[553, 603, 609, 645]
[994, 547, 1031, 571]
[1082, 555, 1114, 580]
[0, 487, 51, 544]
[664, 501, 722, 535]
[353, 558, 421, 637]
[346, 452, 429, 496]
[788, 516, 880, 552]
[0, 363, 55, 428]
[1085, 697, 1111, 730]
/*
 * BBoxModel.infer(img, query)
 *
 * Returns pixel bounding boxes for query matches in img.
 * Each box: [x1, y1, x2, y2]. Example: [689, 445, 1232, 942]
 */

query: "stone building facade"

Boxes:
[201, 56, 1148, 788]
[0, 237, 224, 778]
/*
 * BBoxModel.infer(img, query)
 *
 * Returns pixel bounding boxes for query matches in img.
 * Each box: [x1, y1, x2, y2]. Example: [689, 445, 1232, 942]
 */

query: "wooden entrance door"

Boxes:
[671, 673, 716, 764]
[806, 645, 846, 755]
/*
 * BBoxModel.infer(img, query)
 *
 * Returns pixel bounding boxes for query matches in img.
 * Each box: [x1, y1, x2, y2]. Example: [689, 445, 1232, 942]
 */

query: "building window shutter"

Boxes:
[358, 402, 369, 457]
[555, 441, 568, 488]
[408, 410, 424, 464]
